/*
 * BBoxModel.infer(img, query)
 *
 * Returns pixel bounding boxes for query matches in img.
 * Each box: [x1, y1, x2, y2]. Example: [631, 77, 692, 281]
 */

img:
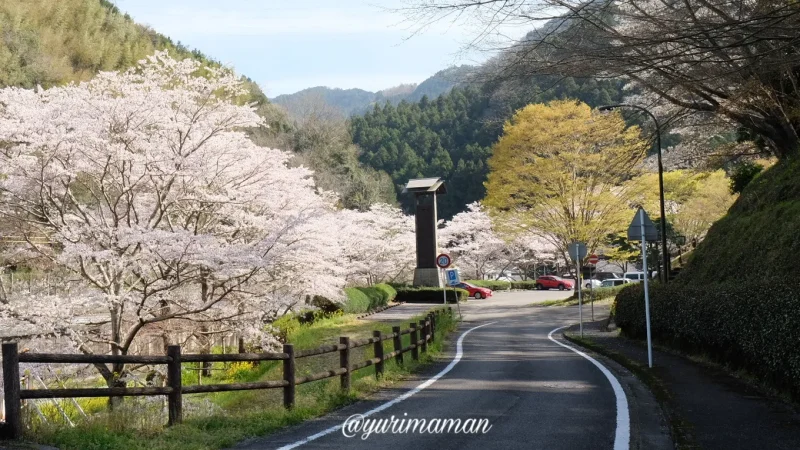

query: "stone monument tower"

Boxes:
[403, 177, 446, 287]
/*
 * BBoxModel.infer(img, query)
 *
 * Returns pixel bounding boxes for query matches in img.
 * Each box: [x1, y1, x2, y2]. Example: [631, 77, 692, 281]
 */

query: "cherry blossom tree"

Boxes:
[498, 231, 559, 280]
[337, 204, 416, 285]
[440, 202, 506, 280]
[0, 52, 345, 388]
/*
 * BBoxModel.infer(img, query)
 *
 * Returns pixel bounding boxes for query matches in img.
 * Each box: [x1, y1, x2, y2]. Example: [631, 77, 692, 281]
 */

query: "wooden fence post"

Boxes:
[372, 331, 384, 378]
[283, 344, 295, 408]
[392, 326, 403, 365]
[410, 323, 419, 360]
[419, 320, 428, 353]
[429, 313, 436, 343]
[339, 337, 351, 391]
[2, 343, 21, 439]
[166, 345, 182, 426]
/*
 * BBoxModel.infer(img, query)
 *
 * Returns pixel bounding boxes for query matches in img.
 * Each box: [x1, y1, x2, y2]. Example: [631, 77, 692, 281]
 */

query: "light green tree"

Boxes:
[484, 100, 649, 262]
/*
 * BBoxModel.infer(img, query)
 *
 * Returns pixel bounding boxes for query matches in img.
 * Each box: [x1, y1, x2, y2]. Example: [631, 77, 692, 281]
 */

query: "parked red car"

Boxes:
[450, 282, 493, 299]
[534, 276, 574, 291]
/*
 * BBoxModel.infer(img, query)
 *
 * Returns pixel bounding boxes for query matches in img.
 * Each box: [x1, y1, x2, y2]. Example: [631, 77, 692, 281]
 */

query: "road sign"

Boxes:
[436, 253, 452, 269]
[568, 241, 587, 338]
[567, 242, 587, 262]
[445, 268, 460, 285]
[588, 254, 599, 265]
[627, 207, 659, 241]
[629, 207, 655, 368]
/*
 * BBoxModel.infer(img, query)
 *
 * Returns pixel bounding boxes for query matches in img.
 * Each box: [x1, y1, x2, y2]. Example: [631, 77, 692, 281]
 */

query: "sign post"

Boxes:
[628, 207, 657, 368]
[568, 242, 587, 337]
[436, 253, 452, 306]
[588, 254, 599, 321]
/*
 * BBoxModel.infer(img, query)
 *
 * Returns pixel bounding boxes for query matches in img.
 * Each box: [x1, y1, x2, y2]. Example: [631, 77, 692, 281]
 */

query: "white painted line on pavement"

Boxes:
[548, 326, 630, 450]
[276, 321, 498, 450]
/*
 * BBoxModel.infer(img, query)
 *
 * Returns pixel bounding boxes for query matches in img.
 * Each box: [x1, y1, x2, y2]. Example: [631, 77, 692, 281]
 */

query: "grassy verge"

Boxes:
[562, 333, 697, 449]
[29, 309, 458, 450]
[534, 297, 614, 308]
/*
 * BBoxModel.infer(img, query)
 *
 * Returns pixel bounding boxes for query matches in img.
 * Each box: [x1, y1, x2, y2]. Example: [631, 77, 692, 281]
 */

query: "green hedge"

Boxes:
[343, 283, 397, 314]
[396, 286, 468, 303]
[568, 285, 628, 301]
[465, 280, 511, 290]
[511, 281, 538, 290]
[374, 283, 398, 302]
[614, 281, 800, 400]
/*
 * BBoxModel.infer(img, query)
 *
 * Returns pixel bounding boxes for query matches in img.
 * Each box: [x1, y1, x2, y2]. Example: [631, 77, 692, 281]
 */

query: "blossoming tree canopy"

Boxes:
[0, 52, 344, 383]
[440, 202, 506, 279]
[337, 203, 416, 285]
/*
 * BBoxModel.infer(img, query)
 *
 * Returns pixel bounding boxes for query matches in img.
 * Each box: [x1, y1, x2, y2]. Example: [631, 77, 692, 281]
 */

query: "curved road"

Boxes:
[235, 291, 622, 450]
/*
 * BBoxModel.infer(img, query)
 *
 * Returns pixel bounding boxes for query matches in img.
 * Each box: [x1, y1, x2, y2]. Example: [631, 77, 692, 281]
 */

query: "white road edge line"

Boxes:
[548, 326, 630, 450]
[276, 320, 498, 450]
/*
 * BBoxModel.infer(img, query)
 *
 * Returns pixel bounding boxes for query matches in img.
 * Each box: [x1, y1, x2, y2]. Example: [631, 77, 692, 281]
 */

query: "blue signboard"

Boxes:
[446, 268, 460, 285]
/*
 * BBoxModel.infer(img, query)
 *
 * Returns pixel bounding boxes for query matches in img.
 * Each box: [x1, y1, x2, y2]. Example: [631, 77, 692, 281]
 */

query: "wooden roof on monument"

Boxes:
[402, 177, 447, 195]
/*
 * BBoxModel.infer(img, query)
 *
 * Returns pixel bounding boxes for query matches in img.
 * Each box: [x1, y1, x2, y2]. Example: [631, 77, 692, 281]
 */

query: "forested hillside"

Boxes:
[351, 77, 626, 218]
[272, 65, 474, 118]
[0, 0, 208, 87]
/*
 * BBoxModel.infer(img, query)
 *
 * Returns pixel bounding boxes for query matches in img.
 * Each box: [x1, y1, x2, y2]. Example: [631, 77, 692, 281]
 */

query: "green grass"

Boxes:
[29, 309, 457, 450]
[534, 296, 614, 308]
[679, 157, 800, 285]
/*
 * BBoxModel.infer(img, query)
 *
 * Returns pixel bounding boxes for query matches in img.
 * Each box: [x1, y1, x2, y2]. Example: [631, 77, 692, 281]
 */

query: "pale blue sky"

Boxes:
[113, 0, 532, 96]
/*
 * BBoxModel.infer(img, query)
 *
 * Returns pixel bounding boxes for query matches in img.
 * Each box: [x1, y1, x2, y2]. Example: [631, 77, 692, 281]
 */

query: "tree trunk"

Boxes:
[199, 325, 211, 377]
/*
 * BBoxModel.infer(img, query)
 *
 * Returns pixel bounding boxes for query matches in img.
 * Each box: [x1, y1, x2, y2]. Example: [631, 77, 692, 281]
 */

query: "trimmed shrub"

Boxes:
[309, 295, 342, 314]
[465, 280, 511, 290]
[374, 283, 398, 303]
[396, 286, 468, 303]
[342, 283, 398, 314]
[343, 287, 371, 314]
[614, 280, 800, 400]
[511, 281, 538, 290]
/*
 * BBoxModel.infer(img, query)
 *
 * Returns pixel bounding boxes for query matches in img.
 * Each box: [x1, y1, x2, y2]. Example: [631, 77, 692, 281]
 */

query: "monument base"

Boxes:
[413, 268, 443, 288]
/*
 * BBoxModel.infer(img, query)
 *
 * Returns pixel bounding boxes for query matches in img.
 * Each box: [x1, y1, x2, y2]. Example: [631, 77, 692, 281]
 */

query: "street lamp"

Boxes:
[598, 103, 670, 283]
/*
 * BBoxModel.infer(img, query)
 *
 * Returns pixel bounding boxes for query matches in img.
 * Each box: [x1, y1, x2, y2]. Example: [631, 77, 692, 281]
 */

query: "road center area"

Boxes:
[235, 291, 626, 450]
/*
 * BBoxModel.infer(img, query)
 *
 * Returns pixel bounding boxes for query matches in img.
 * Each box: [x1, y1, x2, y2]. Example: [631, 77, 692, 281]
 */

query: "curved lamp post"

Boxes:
[598, 104, 670, 283]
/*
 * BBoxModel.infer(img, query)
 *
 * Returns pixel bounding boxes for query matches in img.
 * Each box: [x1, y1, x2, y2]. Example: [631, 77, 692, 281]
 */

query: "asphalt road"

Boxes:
[235, 291, 623, 450]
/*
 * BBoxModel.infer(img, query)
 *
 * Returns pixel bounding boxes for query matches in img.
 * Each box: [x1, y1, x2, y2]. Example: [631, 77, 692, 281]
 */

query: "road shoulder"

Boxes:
[560, 323, 673, 450]
[564, 317, 800, 450]
[229, 317, 464, 449]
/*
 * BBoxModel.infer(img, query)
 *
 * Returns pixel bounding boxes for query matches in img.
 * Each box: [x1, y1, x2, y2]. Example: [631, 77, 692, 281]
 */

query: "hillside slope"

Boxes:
[0, 0, 219, 88]
[678, 156, 800, 284]
[272, 65, 474, 118]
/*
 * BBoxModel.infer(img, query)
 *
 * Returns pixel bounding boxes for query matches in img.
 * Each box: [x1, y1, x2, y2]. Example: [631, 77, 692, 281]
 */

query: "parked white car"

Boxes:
[623, 272, 646, 283]
[601, 278, 632, 287]
[584, 279, 603, 289]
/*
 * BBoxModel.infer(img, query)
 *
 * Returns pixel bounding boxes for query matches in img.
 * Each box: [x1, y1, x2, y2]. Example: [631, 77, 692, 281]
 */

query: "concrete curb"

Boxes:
[355, 302, 406, 319]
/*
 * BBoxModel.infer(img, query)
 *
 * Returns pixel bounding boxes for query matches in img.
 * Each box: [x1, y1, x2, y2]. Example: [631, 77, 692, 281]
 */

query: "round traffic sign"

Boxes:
[588, 254, 599, 265]
[436, 253, 452, 269]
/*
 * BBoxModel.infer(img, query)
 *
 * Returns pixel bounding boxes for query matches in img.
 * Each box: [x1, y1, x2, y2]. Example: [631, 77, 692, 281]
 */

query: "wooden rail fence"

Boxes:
[0, 307, 451, 440]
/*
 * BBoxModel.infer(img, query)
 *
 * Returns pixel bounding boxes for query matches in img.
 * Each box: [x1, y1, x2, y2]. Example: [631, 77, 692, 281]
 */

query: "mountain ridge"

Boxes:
[271, 65, 476, 118]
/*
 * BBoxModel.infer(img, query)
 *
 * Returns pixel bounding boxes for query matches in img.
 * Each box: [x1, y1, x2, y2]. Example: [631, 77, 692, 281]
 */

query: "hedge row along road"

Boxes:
[237, 290, 629, 450]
